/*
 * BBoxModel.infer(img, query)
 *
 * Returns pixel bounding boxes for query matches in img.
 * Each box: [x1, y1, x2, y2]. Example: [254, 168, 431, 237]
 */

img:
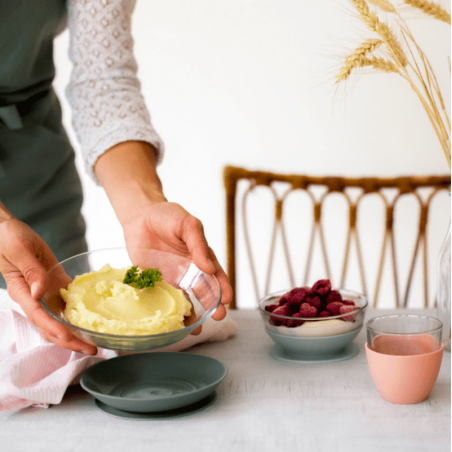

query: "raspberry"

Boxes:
[288, 288, 307, 305]
[288, 302, 302, 315]
[326, 301, 344, 316]
[273, 305, 290, 317]
[318, 310, 331, 318]
[339, 305, 359, 321]
[310, 279, 332, 296]
[269, 305, 290, 326]
[289, 287, 306, 296]
[287, 313, 305, 328]
[342, 299, 356, 306]
[299, 302, 318, 318]
[326, 290, 342, 305]
[305, 294, 321, 310]
[278, 295, 289, 306]
[264, 303, 279, 313]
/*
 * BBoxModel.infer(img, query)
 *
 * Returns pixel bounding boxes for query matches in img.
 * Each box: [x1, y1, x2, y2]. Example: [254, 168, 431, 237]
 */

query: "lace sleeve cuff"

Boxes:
[66, 0, 164, 185]
[85, 125, 164, 183]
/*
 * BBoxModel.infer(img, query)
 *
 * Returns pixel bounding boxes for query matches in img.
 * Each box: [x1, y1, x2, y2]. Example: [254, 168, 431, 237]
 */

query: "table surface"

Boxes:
[1, 308, 450, 452]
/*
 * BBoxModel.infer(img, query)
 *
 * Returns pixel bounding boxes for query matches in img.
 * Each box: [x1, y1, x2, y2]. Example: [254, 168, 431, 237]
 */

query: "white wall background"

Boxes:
[53, 0, 451, 309]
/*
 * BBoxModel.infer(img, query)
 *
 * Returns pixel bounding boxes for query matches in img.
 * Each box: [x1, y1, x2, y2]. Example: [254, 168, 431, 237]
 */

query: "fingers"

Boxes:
[0, 221, 95, 355]
[28, 294, 97, 355]
[38, 328, 98, 355]
[0, 221, 79, 348]
[180, 216, 233, 306]
[181, 215, 216, 274]
[5, 263, 73, 343]
[1, 225, 59, 298]
[189, 305, 226, 333]
[30, 304, 72, 342]
[10, 283, 73, 343]
[208, 249, 233, 306]
[211, 303, 226, 321]
[190, 325, 202, 335]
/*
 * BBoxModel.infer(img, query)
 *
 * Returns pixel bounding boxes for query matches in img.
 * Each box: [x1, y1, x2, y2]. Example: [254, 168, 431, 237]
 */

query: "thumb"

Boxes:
[15, 254, 49, 299]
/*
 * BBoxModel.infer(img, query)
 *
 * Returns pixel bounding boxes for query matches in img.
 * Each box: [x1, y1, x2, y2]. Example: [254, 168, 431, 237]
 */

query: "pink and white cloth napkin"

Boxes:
[0, 289, 237, 413]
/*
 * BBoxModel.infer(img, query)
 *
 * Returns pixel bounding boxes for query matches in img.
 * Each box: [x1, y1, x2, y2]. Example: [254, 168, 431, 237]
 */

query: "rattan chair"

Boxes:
[224, 165, 450, 309]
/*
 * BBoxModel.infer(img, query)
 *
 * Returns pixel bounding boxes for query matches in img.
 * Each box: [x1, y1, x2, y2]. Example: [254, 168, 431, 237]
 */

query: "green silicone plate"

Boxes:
[95, 393, 217, 420]
[80, 352, 227, 413]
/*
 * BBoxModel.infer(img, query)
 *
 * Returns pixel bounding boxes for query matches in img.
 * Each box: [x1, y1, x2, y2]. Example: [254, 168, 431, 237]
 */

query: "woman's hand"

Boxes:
[95, 141, 233, 334]
[0, 212, 97, 355]
[122, 201, 233, 333]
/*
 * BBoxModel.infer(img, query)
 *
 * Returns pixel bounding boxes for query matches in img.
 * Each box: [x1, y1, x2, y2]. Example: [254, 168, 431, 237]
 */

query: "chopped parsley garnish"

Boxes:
[123, 266, 162, 289]
[123, 265, 139, 285]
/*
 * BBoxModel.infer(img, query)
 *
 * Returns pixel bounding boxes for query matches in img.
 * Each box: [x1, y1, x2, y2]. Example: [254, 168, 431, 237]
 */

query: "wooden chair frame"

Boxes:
[224, 165, 450, 309]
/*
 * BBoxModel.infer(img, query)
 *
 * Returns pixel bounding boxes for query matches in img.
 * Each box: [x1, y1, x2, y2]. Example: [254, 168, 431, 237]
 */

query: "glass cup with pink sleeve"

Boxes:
[365, 314, 443, 404]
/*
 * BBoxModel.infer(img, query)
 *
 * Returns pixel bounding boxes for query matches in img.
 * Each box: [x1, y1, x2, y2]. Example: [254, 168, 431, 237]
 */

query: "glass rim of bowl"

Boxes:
[258, 288, 368, 321]
[366, 314, 443, 337]
[40, 248, 222, 340]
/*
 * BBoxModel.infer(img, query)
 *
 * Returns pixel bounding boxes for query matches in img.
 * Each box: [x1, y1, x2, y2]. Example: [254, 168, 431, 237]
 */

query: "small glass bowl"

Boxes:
[40, 247, 221, 351]
[258, 288, 368, 357]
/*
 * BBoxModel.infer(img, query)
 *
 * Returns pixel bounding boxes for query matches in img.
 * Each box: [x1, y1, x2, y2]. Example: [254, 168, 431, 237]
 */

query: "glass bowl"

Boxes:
[40, 247, 222, 351]
[258, 288, 368, 357]
[366, 314, 443, 355]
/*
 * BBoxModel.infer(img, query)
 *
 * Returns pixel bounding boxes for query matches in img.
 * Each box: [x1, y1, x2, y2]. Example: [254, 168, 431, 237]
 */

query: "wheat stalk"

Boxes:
[395, 13, 451, 163]
[351, 0, 408, 66]
[368, 0, 397, 13]
[337, 39, 385, 81]
[361, 57, 400, 72]
[338, 0, 451, 168]
[399, 26, 451, 138]
[404, 0, 451, 24]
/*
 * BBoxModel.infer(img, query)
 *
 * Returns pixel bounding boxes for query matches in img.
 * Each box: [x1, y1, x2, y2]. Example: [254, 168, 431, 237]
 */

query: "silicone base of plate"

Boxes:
[95, 392, 217, 420]
[269, 342, 359, 364]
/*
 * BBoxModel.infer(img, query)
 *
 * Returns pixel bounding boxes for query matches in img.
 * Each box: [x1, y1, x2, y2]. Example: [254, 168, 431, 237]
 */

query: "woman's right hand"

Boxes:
[0, 215, 97, 355]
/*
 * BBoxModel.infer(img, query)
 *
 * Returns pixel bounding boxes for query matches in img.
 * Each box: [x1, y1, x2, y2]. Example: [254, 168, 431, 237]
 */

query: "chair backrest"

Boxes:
[224, 165, 450, 309]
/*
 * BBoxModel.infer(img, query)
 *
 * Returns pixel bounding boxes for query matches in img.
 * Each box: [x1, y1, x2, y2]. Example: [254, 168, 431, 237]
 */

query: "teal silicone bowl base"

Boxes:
[265, 326, 362, 358]
[269, 342, 359, 364]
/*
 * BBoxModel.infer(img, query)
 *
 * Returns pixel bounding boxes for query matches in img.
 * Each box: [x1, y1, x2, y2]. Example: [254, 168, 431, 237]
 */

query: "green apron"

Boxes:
[0, 0, 88, 288]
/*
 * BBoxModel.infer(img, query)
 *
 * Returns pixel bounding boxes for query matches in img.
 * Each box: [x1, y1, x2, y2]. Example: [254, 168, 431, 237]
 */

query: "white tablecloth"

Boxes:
[0, 308, 450, 452]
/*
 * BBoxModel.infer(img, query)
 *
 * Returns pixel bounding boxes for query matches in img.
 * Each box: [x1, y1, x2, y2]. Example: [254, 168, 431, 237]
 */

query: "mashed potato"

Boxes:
[61, 264, 192, 335]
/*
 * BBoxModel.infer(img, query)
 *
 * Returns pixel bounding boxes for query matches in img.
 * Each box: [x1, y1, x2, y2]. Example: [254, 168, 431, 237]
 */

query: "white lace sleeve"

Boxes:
[65, 0, 164, 184]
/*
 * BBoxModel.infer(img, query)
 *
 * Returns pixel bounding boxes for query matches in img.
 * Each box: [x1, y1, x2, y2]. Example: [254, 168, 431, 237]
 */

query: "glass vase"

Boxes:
[437, 219, 451, 352]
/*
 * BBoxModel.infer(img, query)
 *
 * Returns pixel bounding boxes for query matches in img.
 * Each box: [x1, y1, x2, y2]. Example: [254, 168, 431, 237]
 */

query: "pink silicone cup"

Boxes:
[365, 342, 444, 404]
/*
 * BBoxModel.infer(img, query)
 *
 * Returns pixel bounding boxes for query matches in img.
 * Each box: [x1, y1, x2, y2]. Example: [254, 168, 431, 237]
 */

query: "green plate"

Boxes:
[80, 352, 227, 413]
[95, 393, 217, 420]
